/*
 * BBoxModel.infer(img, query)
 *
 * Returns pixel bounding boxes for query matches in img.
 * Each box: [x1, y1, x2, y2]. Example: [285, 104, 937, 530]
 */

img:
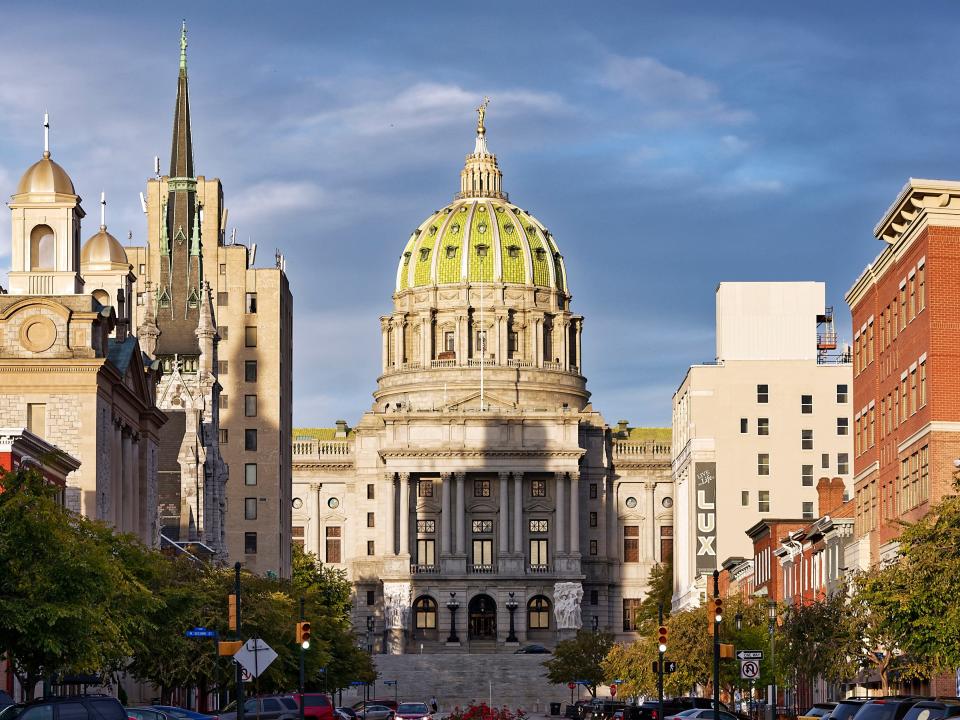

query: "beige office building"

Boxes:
[671, 282, 853, 609]
[127, 26, 293, 576]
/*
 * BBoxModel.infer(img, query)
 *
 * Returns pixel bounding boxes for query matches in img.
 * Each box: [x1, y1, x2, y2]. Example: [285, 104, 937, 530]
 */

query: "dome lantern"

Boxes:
[457, 97, 505, 202]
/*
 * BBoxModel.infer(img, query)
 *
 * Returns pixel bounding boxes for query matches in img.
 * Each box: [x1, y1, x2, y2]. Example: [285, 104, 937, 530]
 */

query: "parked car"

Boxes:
[584, 700, 626, 720]
[0, 694, 13, 711]
[800, 704, 839, 720]
[827, 700, 872, 720]
[665, 710, 738, 720]
[514, 644, 552, 654]
[147, 707, 217, 720]
[127, 708, 174, 720]
[0, 705, 23, 720]
[17, 695, 127, 720]
[357, 706, 395, 720]
[218, 696, 299, 720]
[352, 703, 398, 712]
[337, 709, 359, 720]
[627, 698, 717, 720]
[902, 700, 960, 720]
[295, 695, 335, 720]
[851, 698, 929, 720]
[396, 704, 431, 720]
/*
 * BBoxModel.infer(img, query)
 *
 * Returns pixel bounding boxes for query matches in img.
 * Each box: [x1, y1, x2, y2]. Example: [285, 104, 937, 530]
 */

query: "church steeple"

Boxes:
[170, 20, 194, 180]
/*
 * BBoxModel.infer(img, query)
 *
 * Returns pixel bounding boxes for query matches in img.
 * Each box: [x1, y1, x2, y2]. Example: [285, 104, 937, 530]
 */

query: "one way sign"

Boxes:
[736, 650, 763, 660]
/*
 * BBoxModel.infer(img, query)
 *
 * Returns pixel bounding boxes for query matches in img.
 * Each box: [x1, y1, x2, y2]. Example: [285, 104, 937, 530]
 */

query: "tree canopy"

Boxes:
[543, 631, 615, 697]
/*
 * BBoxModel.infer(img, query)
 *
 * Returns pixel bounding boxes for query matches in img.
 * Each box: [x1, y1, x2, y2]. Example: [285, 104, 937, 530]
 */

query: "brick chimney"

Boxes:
[816, 476, 845, 517]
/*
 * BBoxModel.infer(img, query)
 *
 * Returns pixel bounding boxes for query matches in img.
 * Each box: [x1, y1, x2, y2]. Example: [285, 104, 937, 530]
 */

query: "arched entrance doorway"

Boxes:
[468, 594, 497, 639]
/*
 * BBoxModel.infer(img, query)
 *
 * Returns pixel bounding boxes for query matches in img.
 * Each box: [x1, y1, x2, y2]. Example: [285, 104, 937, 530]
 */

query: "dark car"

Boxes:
[0, 694, 13, 711]
[219, 696, 299, 720]
[295, 695, 335, 720]
[828, 700, 872, 720]
[628, 698, 717, 720]
[147, 708, 217, 720]
[852, 699, 930, 720]
[17, 695, 127, 720]
[902, 700, 960, 720]
[337, 709, 358, 720]
[665, 711, 738, 720]
[514, 644, 552, 654]
[352, 703, 398, 712]
[0, 705, 24, 720]
[585, 702, 626, 720]
[800, 704, 839, 720]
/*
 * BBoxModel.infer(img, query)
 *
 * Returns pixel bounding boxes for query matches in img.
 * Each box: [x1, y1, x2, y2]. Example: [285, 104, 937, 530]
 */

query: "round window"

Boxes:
[625, 497, 637, 509]
[662, 497, 674, 509]
[292, 497, 303, 509]
[328, 497, 340, 509]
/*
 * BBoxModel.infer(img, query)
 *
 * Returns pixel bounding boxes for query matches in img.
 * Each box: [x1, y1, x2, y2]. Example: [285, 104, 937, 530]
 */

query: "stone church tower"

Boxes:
[135, 23, 227, 555]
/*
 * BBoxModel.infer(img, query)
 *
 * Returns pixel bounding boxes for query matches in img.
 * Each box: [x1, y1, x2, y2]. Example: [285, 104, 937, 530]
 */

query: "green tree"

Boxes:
[0, 468, 156, 699]
[544, 631, 615, 697]
[779, 590, 858, 692]
[602, 636, 657, 698]
[632, 562, 673, 634]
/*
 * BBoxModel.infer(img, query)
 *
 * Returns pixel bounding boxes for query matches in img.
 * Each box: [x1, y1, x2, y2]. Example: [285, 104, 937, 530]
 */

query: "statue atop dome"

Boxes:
[476, 96, 489, 135]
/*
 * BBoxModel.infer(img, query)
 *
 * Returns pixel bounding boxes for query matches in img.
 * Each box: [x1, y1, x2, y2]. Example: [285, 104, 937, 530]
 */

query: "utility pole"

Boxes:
[235, 562, 245, 720]
[713, 570, 720, 715]
[657, 603, 665, 720]
[299, 597, 306, 720]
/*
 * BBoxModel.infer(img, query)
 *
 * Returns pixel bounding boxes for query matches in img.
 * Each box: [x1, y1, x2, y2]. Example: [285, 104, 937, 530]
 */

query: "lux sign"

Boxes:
[695, 462, 717, 572]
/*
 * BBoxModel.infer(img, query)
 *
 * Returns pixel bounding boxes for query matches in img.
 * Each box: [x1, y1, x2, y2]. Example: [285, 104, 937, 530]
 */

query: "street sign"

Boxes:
[240, 667, 254, 683]
[567, 683, 576, 690]
[736, 650, 763, 660]
[740, 659, 760, 680]
[610, 686, 617, 697]
[233, 638, 278, 679]
[185, 627, 218, 638]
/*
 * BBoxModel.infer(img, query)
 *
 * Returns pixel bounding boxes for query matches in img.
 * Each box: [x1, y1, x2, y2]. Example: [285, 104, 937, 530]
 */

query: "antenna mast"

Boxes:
[100, 191, 106, 227]
[43, 112, 50, 155]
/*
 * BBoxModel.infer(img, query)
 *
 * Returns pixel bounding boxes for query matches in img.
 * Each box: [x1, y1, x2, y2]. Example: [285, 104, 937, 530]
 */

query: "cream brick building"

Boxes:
[126, 25, 293, 575]
[671, 282, 853, 609]
[293, 107, 672, 652]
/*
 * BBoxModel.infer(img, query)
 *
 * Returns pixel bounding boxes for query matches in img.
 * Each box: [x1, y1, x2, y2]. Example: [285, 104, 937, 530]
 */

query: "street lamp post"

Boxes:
[767, 600, 777, 720]
[446, 592, 460, 643]
[505, 592, 519, 643]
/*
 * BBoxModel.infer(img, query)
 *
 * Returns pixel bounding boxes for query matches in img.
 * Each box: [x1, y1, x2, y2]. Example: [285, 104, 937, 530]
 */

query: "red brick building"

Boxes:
[746, 518, 808, 603]
[846, 179, 960, 564]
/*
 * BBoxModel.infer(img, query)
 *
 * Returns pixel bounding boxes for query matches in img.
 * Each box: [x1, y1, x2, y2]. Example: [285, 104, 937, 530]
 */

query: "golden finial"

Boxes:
[476, 97, 490, 135]
[180, 20, 188, 71]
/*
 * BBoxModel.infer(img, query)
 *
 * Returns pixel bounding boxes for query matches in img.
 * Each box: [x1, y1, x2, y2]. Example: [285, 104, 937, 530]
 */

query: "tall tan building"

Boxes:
[671, 282, 853, 609]
[127, 25, 293, 576]
[292, 107, 673, 653]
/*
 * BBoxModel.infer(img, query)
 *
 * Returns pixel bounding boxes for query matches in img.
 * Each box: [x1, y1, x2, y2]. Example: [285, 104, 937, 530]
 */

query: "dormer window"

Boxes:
[495, 206, 505, 214]
[477, 223, 487, 233]
[403, 252, 411, 266]
[478, 205, 487, 213]
[526, 225, 536, 235]
[450, 223, 460, 234]
[508, 245, 520, 259]
[429, 225, 438, 236]
[535, 248, 547, 261]
[459, 206, 467, 213]
[476, 244, 489, 258]
[504, 223, 515, 234]
[419, 248, 430, 261]
[446, 245, 457, 259]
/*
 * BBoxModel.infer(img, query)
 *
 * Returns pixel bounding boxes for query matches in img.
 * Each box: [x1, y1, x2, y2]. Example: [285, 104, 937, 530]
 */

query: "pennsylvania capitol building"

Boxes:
[292, 104, 673, 653]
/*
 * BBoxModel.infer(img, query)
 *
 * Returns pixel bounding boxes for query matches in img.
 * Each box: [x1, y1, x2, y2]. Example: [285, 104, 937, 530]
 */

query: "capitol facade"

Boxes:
[292, 104, 671, 653]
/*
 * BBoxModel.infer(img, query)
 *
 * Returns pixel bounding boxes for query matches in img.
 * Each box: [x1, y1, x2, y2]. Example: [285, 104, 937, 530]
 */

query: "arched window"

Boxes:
[413, 596, 437, 630]
[91, 289, 110, 307]
[30, 225, 55, 271]
[528, 595, 551, 629]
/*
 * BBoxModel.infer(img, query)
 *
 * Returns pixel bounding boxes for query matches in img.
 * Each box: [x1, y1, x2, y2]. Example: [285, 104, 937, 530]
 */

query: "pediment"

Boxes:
[445, 390, 517, 412]
[157, 362, 197, 411]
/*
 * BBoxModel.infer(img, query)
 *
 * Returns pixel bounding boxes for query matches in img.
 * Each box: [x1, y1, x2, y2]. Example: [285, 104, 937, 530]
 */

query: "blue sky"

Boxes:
[1, 2, 957, 427]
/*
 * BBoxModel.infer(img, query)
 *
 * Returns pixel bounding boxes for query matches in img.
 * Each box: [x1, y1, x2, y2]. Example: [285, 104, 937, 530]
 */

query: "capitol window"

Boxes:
[474, 479, 491, 497]
[528, 596, 551, 629]
[529, 519, 548, 533]
[476, 330, 487, 352]
[446, 245, 457, 259]
[444, 331, 455, 352]
[418, 479, 434, 497]
[531, 480, 546, 497]
[623, 526, 639, 563]
[417, 520, 435, 533]
[472, 519, 493, 533]
[30, 225, 55, 271]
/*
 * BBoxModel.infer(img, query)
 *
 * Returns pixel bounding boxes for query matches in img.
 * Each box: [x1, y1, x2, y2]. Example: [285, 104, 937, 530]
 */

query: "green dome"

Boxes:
[395, 197, 566, 293]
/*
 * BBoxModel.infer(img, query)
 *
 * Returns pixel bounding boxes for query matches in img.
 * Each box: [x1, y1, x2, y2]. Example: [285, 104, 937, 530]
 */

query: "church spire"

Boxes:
[170, 20, 194, 179]
[458, 97, 505, 200]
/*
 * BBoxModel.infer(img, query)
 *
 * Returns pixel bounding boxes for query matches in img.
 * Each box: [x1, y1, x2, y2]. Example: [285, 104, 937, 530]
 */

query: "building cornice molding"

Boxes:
[897, 421, 960, 455]
[378, 448, 586, 460]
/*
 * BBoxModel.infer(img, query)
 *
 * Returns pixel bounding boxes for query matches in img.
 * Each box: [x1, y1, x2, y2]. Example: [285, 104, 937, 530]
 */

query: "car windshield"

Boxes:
[398, 707, 428, 715]
[305, 698, 331, 708]
[833, 705, 866, 720]
[854, 705, 898, 720]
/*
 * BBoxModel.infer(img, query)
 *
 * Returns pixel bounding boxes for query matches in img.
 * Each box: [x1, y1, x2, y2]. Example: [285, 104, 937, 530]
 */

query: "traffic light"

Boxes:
[713, 597, 723, 624]
[657, 625, 667, 654]
[296, 621, 312, 649]
[228, 593, 238, 631]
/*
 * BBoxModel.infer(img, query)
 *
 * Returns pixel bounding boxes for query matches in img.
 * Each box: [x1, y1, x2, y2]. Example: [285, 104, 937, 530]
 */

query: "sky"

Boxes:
[1, 2, 958, 428]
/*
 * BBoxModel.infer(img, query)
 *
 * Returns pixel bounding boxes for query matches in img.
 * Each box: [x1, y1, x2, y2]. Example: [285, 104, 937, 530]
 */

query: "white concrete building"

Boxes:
[671, 282, 853, 609]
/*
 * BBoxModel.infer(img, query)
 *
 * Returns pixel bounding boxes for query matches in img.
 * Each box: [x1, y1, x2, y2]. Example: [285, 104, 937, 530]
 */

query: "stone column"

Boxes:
[644, 481, 657, 561]
[555, 472, 566, 555]
[498, 471, 510, 556]
[399, 473, 411, 556]
[455, 472, 466, 555]
[437, 473, 450, 558]
[569, 473, 580, 554]
[560, 318, 570, 370]
[380, 318, 390, 372]
[575, 320, 583, 371]
[456, 315, 466, 365]
[607, 477, 618, 561]
[392, 317, 404, 367]
[122, 429, 134, 533]
[112, 420, 123, 528]
[308, 483, 322, 558]
[513, 472, 523, 554]
[132, 434, 143, 542]
[534, 317, 543, 367]
[385, 472, 396, 555]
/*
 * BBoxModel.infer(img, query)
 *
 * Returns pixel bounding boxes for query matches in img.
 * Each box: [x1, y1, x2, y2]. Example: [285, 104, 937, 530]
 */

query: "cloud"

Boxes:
[598, 55, 752, 127]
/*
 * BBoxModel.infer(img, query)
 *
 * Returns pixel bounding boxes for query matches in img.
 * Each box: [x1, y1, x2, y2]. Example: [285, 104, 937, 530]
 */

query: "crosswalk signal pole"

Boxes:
[234, 562, 245, 720]
[657, 603, 665, 720]
[299, 598, 306, 720]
